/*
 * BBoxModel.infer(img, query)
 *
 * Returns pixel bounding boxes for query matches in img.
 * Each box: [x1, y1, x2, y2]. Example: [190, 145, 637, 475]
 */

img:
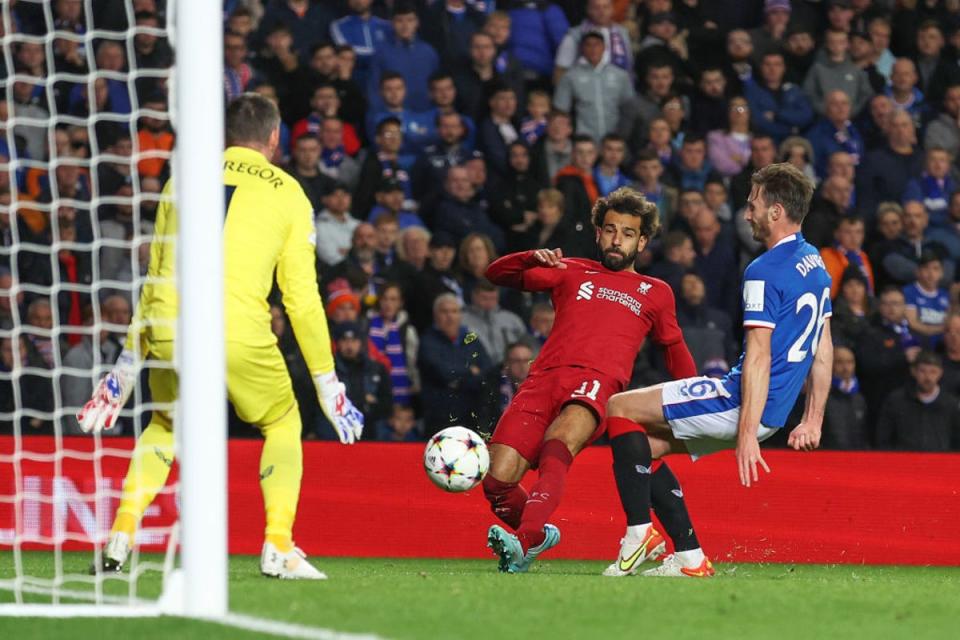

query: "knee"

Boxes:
[606, 392, 630, 420]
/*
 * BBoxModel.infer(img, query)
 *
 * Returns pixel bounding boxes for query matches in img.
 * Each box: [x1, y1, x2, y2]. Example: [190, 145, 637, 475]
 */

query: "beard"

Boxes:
[750, 220, 769, 242]
[600, 246, 637, 271]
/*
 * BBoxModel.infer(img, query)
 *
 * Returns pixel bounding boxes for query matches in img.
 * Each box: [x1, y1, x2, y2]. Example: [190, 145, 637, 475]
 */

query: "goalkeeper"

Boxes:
[78, 93, 363, 580]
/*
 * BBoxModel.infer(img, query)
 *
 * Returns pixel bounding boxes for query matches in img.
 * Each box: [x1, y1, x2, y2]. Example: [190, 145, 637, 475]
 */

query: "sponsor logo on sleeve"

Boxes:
[744, 280, 765, 312]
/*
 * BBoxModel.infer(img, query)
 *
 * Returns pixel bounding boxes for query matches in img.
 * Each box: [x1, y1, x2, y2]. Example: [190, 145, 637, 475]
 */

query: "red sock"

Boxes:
[606, 416, 646, 439]
[482, 474, 528, 530]
[517, 439, 573, 553]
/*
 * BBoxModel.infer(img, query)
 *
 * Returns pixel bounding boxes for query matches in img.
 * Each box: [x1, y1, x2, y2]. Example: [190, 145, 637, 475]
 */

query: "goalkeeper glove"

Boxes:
[77, 349, 139, 433]
[314, 370, 364, 444]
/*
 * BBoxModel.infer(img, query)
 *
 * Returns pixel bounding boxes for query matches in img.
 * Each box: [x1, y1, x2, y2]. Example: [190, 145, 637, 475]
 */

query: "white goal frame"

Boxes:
[0, 0, 226, 620]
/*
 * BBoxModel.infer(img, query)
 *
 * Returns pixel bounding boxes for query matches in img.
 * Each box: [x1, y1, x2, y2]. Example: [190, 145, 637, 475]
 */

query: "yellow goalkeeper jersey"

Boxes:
[126, 145, 334, 375]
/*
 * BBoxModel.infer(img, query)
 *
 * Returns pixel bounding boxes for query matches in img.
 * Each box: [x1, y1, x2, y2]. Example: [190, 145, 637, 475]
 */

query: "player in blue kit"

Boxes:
[599, 163, 833, 577]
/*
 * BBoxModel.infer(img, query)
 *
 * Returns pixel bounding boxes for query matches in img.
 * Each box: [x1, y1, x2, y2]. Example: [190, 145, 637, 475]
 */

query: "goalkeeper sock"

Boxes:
[516, 439, 572, 553]
[482, 474, 528, 530]
[650, 460, 701, 552]
[611, 426, 653, 527]
[113, 421, 176, 541]
[259, 405, 303, 546]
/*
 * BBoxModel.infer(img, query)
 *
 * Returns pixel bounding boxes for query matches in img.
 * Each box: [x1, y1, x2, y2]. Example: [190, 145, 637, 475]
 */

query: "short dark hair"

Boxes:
[682, 132, 705, 147]
[393, 0, 417, 17]
[750, 162, 815, 224]
[591, 187, 661, 239]
[581, 31, 605, 47]
[376, 117, 402, 134]
[380, 71, 405, 87]
[634, 148, 660, 164]
[601, 132, 625, 146]
[661, 230, 691, 253]
[572, 134, 596, 147]
[913, 350, 943, 369]
[428, 70, 453, 85]
[225, 93, 280, 147]
[474, 278, 497, 293]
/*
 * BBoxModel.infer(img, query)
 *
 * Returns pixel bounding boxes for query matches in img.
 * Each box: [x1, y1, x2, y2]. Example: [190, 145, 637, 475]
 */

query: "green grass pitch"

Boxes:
[1, 552, 958, 639]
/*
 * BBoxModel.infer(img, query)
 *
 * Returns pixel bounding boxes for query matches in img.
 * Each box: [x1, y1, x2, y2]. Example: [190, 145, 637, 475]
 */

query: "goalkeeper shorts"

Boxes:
[147, 340, 297, 429]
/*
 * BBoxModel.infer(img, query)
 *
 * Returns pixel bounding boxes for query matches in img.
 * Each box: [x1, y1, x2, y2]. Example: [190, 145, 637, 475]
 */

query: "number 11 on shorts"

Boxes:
[571, 380, 601, 401]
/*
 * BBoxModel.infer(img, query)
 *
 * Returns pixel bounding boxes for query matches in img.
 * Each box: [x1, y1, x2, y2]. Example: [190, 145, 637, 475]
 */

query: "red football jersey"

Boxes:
[487, 252, 685, 387]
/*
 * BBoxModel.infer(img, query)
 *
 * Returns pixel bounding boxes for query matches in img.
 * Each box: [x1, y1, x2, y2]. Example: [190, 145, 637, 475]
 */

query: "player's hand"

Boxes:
[314, 370, 364, 444]
[787, 423, 821, 451]
[77, 350, 139, 433]
[735, 434, 770, 488]
[530, 248, 566, 269]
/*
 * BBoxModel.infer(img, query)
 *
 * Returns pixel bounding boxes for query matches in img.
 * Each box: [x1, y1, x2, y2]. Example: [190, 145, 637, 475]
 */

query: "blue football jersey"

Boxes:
[902, 283, 949, 348]
[723, 233, 833, 427]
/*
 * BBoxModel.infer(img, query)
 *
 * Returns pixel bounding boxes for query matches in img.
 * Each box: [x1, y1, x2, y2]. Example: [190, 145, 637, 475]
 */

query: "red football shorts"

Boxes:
[490, 366, 623, 464]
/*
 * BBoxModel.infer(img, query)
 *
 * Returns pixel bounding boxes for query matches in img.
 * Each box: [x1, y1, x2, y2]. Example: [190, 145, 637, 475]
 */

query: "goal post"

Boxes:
[0, 0, 226, 619]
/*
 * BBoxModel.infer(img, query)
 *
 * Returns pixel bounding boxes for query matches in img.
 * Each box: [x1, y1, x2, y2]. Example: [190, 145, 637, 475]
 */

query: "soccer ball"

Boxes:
[423, 426, 489, 492]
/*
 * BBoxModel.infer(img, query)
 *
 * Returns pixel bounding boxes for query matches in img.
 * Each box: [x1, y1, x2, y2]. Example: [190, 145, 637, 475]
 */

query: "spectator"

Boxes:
[457, 232, 498, 300]
[132, 10, 173, 99]
[554, 135, 600, 257]
[366, 73, 434, 156]
[292, 84, 362, 157]
[329, 0, 392, 90]
[939, 312, 960, 396]
[490, 142, 544, 246]
[617, 61, 675, 152]
[315, 183, 359, 268]
[629, 149, 677, 231]
[554, 0, 632, 82]
[825, 150, 858, 203]
[330, 321, 392, 440]
[675, 271, 735, 376]
[378, 404, 421, 442]
[749, 0, 791, 62]
[418, 293, 493, 437]
[353, 118, 414, 219]
[858, 93, 895, 151]
[593, 134, 629, 197]
[519, 89, 551, 147]
[876, 350, 960, 451]
[368, 282, 420, 407]
[531, 109, 573, 184]
[689, 66, 729, 136]
[489, 340, 535, 418]
[528, 301, 555, 347]
[426, 72, 477, 149]
[463, 279, 526, 367]
[419, 0, 487, 69]
[912, 20, 960, 107]
[691, 208, 737, 321]
[397, 226, 431, 272]
[856, 286, 919, 423]
[455, 32, 523, 124]
[647, 230, 694, 297]
[881, 200, 954, 288]
[868, 15, 895, 81]
[807, 90, 865, 179]
[253, 23, 310, 125]
[309, 41, 366, 131]
[850, 29, 886, 95]
[822, 344, 870, 450]
[856, 110, 923, 215]
[782, 23, 817, 85]
[478, 84, 520, 184]
[902, 147, 955, 228]
[832, 266, 875, 345]
[927, 190, 960, 257]
[433, 166, 505, 252]
[730, 134, 777, 210]
[923, 84, 960, 159]
[520, 187, 574, 255]
[505, 0, 569, 80]
[413, 111, 470, 206]
[366, 2, 439, 113]
[317, 117, 362, 190]
[23, 298, 57, 370]
[224, 31, 256, 103]
[803, 28, 874, 117]
[322, 224, 377, 300]
[821, 216, 875, 299]
[136, 94, 173, 180]
[723, 29, 754, 92]
[706, 96, 752, 178]
[483, 11, 528, 91]
[904, 252, 950, 349]
[704, 179, 733, 224]
[258, 0, 334, 56]
[664, 134, 720, 193]
[369, 179, 425, 229]
[804, 175, 855, 249]
[660, 94, 688, 146]
[60, 295, 130, 434]
[779, 136, 817, 185]
[885, 58, 926, 128]
[409, 231, 462, 332]
[288, 134, 334, 212]
[553, 32, 634, 143]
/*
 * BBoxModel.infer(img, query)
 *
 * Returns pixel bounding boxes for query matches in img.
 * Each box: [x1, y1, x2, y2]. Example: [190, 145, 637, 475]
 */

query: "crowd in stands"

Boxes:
[1, 0, 960, 452]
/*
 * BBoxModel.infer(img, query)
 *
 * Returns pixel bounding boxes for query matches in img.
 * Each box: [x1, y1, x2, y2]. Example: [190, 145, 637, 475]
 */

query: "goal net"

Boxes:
[0, 0, 225, 617]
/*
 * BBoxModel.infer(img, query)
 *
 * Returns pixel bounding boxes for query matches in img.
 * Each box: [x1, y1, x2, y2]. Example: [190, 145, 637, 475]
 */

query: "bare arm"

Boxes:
[736, 327, 772, 487]
[904, 307, 944, 337]
[789, 319, 833, 451]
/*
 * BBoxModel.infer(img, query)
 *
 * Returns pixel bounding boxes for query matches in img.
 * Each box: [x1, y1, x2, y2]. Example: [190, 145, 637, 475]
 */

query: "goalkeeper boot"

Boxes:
[89, 532, 131, 575]
[487, 525, 524, 573]
[602, 525, 666, 577]
[512, 524, 561, 573]
[641, 552, 715, 578]
[260, 542, 327, 580]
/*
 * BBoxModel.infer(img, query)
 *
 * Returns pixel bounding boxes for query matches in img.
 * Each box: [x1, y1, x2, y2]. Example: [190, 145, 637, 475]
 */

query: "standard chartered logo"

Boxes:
[576, 281, 595, 301]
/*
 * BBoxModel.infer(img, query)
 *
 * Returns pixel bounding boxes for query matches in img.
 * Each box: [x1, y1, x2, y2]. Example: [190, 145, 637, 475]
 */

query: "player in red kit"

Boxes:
[483, 187, 700, 574]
